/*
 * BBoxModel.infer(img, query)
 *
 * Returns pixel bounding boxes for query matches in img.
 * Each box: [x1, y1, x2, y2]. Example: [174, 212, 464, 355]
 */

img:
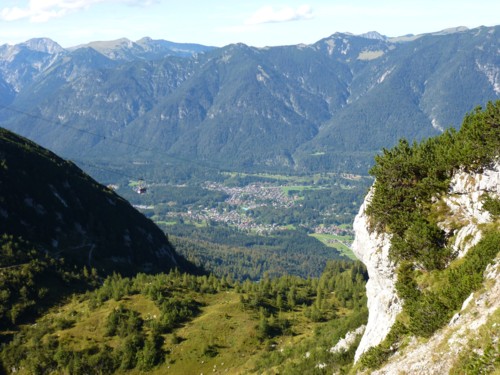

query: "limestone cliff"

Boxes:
[351, 188, 401, 362]
[440, 161, 500, 257]
[352, 161, 500, 366]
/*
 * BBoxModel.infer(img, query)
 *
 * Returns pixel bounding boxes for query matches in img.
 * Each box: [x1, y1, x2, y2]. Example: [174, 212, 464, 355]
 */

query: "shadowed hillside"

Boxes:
[0, 127, 194, 277]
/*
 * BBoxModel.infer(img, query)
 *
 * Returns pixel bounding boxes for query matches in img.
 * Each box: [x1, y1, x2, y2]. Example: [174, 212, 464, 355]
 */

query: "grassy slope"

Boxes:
[154, 292, 261, 374]
[3, 285, 359, 374]
[309, 233, 356, 260]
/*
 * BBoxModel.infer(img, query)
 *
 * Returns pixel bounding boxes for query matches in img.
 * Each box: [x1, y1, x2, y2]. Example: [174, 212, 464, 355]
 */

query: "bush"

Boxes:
[482, 194, 500, 217]
[397, 231, 500, 338]
[105, 305, 143, 337]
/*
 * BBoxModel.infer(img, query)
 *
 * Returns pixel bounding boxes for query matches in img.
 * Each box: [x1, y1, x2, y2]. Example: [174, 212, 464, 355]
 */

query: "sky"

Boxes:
[0, 0, 499, 48]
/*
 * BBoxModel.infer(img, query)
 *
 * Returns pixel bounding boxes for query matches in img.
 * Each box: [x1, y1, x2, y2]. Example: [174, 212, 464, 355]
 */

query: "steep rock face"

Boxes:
[440, 161, 500, 258]
[330, 325, 366, 354]
[352, 161, 500, 362]
[351, 189, 402, 361]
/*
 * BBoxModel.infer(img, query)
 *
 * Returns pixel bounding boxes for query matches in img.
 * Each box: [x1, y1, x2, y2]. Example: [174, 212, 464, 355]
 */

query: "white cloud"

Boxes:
[245, 4, 313, 25]
[0, 0, 158, 22]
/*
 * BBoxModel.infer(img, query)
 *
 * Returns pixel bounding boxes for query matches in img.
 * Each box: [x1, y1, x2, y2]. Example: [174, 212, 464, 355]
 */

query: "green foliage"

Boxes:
[359, 345, 391, 370]
[171, 226, 347, 281]
[391, 215, 449, 270]
[460, 344, 499, 375]
[256, 308, 272, 341]
[358, 321, 408, 370]
[0, 322, 121, 375]
[449, 310, 500, 375]
[0, 234, 94, 328]
[0, 259, 368, 374]
[402, 230, 500, 338]
[482, 194, 500, 217]
[368, 101, 500, 269]
[116, 333, 144, 370]
[0, 269, 202, 374]
[394, 262, 420, 301]
[105, 304, 143, 337]
[137, 332, 165, 370]
[239, 260, 367, 340]
[255, 308, 368, 374]
[88, 271, 203, 334]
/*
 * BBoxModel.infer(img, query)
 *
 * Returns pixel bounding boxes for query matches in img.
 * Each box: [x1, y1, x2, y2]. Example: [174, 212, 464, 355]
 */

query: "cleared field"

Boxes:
[309, 233, 356, 260]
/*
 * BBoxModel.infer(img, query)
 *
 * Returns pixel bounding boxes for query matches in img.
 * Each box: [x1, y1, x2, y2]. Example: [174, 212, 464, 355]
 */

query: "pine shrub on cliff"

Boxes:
[360, 101, 500, 369]
[367, 100, 500, 270]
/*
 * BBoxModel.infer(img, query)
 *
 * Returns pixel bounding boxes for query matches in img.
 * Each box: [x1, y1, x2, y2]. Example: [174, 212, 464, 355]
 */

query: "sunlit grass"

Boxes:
[25, 289, 344, 374]
[309, 233, 356, 260]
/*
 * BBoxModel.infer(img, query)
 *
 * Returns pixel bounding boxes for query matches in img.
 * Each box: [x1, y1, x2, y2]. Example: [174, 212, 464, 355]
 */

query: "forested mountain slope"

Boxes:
[0, 127, 193, 276]
[0, 259, 368, 374]
[1, 26, 498, 173]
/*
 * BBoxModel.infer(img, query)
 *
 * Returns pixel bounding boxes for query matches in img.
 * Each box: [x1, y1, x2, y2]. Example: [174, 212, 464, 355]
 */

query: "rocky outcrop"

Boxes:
[352, 161, 500, 363]
[439, 161, 500, 258]
[351, 188, 402, 361]
[371, 255, 500, 374]
[330, 325, 366, 354]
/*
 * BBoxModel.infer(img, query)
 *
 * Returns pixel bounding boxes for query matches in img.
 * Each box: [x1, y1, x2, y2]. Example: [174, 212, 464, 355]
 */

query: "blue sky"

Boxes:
[1, 0, 499, 48]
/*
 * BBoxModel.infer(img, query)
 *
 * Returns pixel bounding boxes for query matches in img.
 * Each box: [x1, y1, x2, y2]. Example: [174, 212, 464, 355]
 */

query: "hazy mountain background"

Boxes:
[1, 25, 498, 175]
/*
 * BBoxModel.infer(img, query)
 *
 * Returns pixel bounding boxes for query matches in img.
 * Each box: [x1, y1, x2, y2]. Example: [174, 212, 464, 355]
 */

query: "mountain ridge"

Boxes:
[1, 24, 475, 52]
[0, 25, 498, 176]
[0, 127, 194, 276]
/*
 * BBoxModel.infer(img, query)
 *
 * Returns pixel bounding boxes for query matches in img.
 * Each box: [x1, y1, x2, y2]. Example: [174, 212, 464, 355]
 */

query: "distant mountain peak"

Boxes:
[1, 25, 498, 175]
[137, 36, 153, 43]
[67, 36, 215, 61]
[328, 32, 353, 38]
[21, 38, 64, 54]
[358, 31, 387, 41]
[82, 37, 135, 50]
[432, 26, 469, 35]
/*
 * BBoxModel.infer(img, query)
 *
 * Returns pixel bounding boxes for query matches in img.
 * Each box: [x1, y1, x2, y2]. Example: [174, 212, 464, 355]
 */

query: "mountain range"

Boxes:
[0, 26, 499, 174]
